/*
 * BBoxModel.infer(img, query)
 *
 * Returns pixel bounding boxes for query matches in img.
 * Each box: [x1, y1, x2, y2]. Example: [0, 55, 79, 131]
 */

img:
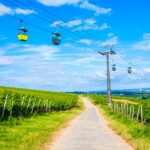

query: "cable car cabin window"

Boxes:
[52, 37, 61, 45]
[17, 29, 28, 41]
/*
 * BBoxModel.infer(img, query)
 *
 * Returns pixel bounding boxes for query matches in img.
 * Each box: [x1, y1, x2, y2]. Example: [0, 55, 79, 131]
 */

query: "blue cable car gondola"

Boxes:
[112, 64, 116, 71]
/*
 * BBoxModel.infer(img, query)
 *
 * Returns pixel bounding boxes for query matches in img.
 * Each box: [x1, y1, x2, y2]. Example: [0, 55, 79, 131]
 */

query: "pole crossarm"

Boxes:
[98, 50, 116, 55]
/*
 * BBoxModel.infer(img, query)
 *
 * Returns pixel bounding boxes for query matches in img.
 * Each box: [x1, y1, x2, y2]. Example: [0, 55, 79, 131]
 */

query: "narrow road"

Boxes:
[50, 97, 133, 150]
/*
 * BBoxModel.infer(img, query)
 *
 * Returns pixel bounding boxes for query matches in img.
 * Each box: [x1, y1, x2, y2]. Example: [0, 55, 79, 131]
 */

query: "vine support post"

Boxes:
[2, 95, 8, 119]
[141, 105, 143, 124]
[117, 104, 119, 112]
[26, 98, 31, 116]
[10, 99, 14, 117]
[48, 101, 51, 112]
[132, 106, 134, 120]
[137, 105, 141, 122]
[43, 100, 46, 112]
[31, 98, 36, 114]
[124, 104, 126, 115]
[127, 104, 128, 116]
[129, 105, 132, 118]
[19, 97, 24, 116]
[46, 100, 48, 112]
[121, 103, 123, 114]
[37, 99, 41, 111]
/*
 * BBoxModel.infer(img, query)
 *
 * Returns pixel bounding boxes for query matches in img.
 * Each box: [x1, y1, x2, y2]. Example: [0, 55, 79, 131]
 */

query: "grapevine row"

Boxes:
[0, 87, 78, 120]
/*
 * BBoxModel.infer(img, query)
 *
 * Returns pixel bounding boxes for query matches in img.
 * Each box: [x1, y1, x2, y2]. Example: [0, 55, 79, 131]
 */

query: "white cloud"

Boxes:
[133, 33, 150, 50]
[84, 18, 96, 25]
[19, 45, 60, 60]
[15, 8, 36, 15]
[60, 53, 105, 66]
[0, 44, 109, 92]
[51, 19, 82, 28]
[144, 68, 150, 73]
[0, 3, 35, 16]
[0, 43, 60, 67]
[37, 0, 81, 6]
[107, 33, 114, 37]
[73, 22, 110, 31]
[100, 37, 118, 47]
[79, 1, 112, 15]
[65, 19, 82, 27]
[99, 23, 110, 30]
[51, 21, 63, 27]
[77, 39, 92, 45]
[0, 3, 13, 16]
[0, 56, 13, 66]
[1, 42, 150, 91]
[0, 70, 14, 74]
[143, 33, 150, 39]
[37, 0, 111, 16]
[51, 18, 109, 31]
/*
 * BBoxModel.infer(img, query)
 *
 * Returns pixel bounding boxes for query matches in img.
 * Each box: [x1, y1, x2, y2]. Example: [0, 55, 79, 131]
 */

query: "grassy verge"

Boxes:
[0, 100, 84, 150]
[85, 95, 150, 150]
[97, 104, 150, 150]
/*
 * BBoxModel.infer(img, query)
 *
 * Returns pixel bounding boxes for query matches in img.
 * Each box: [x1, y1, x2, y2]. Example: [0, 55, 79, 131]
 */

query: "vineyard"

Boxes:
[84, 94, 150, 124]
[0, 86, 78, 120]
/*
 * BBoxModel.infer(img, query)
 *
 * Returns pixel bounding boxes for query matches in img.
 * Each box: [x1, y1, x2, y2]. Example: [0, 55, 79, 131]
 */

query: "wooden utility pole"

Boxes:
[99, 49, 116, 105]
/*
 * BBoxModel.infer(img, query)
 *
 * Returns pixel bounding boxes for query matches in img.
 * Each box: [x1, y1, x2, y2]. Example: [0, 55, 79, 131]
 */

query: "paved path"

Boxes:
[50, 97, 133, 150]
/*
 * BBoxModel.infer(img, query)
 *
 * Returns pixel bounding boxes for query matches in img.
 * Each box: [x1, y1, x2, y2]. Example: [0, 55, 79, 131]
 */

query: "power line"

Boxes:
[2, 1, 150, 82]
[19, 0, 149, 77]
[3, 0, 101, 52]
[25, 0, 96, 38]
[4, 0, 117, 57]
[0, 9, 100, 55]
[3, 0, 84, 40]
[13, 0, 106, 45]
[0, 10, 51, 33]
[110, 54, 150, 81]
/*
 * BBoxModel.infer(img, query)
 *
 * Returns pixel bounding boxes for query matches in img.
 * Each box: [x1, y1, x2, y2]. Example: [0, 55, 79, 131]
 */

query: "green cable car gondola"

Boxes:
[17, 20, 28, 41]
[52, 24, 61, 45]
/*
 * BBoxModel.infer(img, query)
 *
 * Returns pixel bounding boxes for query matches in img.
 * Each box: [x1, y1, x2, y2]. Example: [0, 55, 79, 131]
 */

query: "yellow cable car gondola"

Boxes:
[17, 20, 28, 41]
[52, 24, 61, 45]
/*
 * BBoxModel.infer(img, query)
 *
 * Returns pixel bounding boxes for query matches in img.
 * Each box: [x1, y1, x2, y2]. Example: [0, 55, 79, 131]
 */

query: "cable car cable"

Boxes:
[13, 0, 107, 46]
[0, 9, 100, 54]
[25, 0, 97, 39]
[3, 0, 101, 48]
[1, 3, 147, 76]
[110, 54, 150, 81]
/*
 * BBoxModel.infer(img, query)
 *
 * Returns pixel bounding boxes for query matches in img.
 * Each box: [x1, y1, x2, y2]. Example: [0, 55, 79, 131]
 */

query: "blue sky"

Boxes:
[0, 0, 150, 92]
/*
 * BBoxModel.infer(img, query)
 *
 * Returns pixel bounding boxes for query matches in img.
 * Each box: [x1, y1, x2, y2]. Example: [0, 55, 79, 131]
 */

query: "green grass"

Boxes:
[0, 101, 84, 150]
[85, 94, 150, 150]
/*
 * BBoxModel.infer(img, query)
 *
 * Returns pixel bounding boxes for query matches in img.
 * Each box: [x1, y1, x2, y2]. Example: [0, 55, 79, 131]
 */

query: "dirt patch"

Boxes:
[112, 99, 139, 105]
